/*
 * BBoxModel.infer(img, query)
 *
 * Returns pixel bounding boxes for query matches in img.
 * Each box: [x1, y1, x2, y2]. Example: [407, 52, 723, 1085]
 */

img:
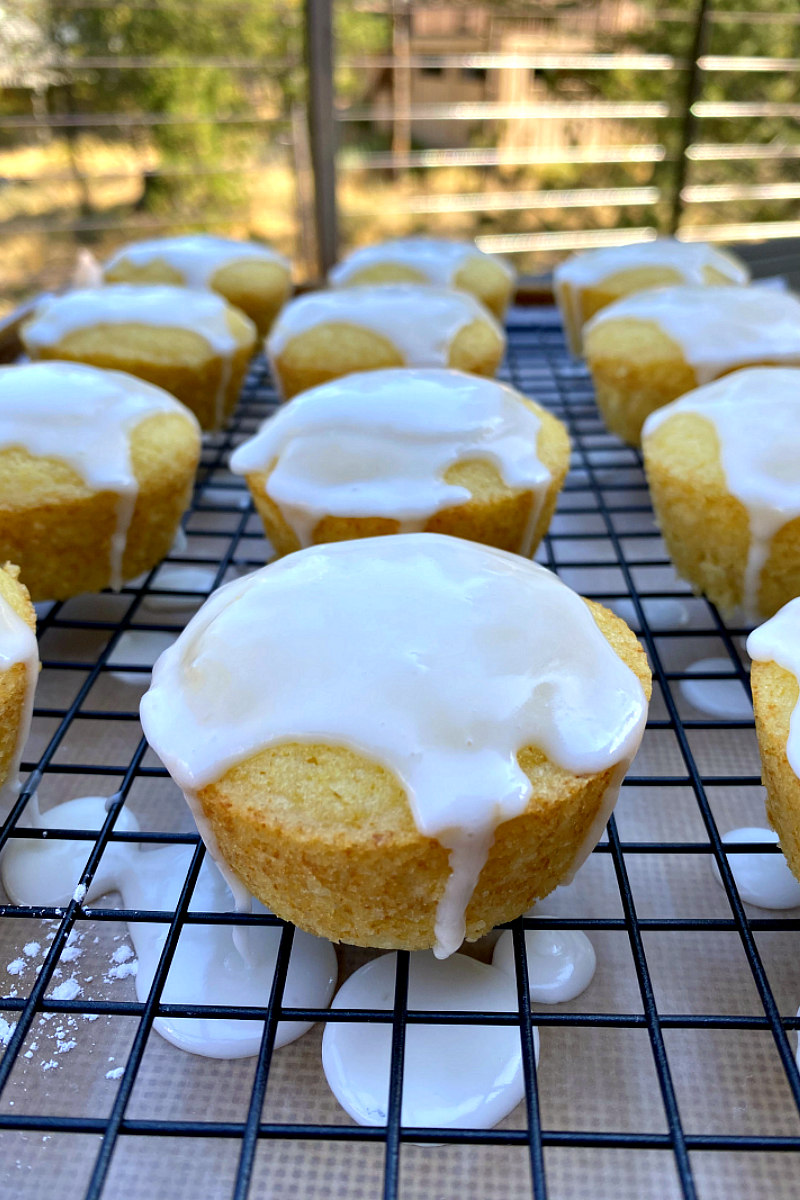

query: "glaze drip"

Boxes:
[585, 286, 800, 386]
[229, 368, 550, 554]
[644, 367, 800, 620]
[0, 362, 198, 590]
[329, 237, 514, 289]
[105, 234, 289, 287]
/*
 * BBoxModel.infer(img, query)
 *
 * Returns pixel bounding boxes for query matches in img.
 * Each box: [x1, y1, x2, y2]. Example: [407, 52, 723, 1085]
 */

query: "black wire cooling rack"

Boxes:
[1, 310, 800, 1200]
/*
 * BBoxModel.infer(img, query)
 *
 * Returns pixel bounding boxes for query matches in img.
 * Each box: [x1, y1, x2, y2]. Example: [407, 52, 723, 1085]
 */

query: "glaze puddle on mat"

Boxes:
[322, 950, 533, 1128]
[1, 795, 337, 1057]
[711, 826, 800, 910]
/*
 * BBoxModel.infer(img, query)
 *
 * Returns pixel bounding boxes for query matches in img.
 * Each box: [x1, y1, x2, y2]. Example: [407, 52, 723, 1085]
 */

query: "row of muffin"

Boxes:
[0, 231, 798, 958]
[0, 233, 646, 960]
[553, 236, 800, 903]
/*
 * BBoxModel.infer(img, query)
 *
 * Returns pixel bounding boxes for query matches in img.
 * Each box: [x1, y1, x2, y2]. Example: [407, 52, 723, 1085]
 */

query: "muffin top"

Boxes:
[0, 361, 198, 477]
[141, 532, 649, 956]
[268, 284, 502, 366]
[104, 234, 290, 287]
[329, 237, 514, 288]
[554, 238, 748, 288]
[748, 597, 800, 777]
[584, 285, 800, 385]
[229, 367, 554, 550]
[23, 284, 253, 357]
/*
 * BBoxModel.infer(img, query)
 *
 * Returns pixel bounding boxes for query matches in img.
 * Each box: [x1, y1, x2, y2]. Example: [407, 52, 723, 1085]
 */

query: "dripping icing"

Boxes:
[267, 284, 503, 382]
[139, 534, 649, 958]
[0, 363, 198, 590]
[644, 368, 800, 621]
[585, 286, 800, 386]
[554, 239, 748, 352]
[104, 234, 289, 288]
[329, 237, 514, 289]
[229, 368, 551, 554]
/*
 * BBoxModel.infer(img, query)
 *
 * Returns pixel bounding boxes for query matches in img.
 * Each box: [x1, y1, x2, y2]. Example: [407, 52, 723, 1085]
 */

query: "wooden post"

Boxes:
[305, 0, 339, 276]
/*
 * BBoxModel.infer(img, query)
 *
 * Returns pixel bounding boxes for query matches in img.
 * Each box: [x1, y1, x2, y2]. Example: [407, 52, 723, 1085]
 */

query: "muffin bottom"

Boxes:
[751, 658, 800, 883]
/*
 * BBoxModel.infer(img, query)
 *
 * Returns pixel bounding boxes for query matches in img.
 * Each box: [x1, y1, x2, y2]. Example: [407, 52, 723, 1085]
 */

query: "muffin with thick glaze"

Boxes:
[554, 239, 748, 355]
[642, 367, 800, 621]
[103, 234, 292, 336]
[584, 286, 800, 445]
[22, 284, 257, 431]
[230, 368, 570, 560]
[267, 284, 505, 400]
[141, 534, 650, 956]
[329, 237, 515, 321]
[0, 362, 201, 600]
[748, 600, 800, 882]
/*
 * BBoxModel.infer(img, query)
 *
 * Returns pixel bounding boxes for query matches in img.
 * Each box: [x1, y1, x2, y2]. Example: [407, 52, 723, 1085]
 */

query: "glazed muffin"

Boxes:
[267, 284, 505, 400]
[584, 286, 800, 445]
[748, 600, 800, 882]
[22, 285, 257, 431]
[329, 237, 516, 320]
[0, 362, 201, 601]
[103, 234, 292, 336]
[642, 368, 800, 621]
[554, 239, 748, 355]
[141, 534, 650, 956]
[0, 563, 37, 795]
[230, 368, 570, 559]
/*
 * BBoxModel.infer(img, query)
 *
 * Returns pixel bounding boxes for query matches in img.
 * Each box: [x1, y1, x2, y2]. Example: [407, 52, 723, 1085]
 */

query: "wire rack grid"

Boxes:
[1, 310, 800, 1200]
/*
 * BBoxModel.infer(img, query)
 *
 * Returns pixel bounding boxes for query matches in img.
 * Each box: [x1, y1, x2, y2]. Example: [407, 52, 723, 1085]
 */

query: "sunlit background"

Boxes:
[3, 0, 800, 315]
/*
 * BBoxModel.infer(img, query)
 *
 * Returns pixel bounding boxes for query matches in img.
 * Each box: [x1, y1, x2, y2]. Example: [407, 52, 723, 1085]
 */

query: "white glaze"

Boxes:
[644, 368, 800, 620]
[267, 284, 503, 387]
[0, 589, 38, 798]
[23, 285, 253, 428]
[747, 598, 800, 777]
[321, 951, 532, 1128]
[107, 630, 178, 687]
[711, 827, 800, 910]
[0, 363, 197, 591]
[492, 924, 596, 1003]
[585, 286, 800, 386]
[679, 658, 753, 720]
[555, 239, 748, 352]
[555, 239, 748, 290]
[140, 534, 648, 959]
[329, 237, 514, 291]
[229, 368, 551, 554]
[104, 234, 290, 288]
[0, 794, 338, 1057]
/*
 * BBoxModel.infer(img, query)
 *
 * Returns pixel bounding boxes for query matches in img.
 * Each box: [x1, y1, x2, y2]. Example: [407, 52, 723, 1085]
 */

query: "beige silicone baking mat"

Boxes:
[2, 311, 799, 1200]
